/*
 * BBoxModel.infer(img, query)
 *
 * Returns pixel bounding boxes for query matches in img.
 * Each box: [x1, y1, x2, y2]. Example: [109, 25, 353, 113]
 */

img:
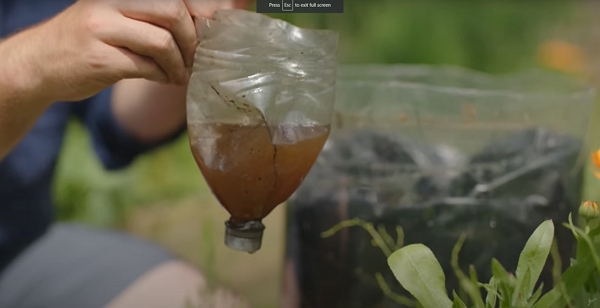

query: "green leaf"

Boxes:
[533, 244, 596, 308]
[491, 259, 510, 284]
[571, 226, 600, 275]
[589, 223, 600, 238]
[570, 258, 577, 266]
[532, 289, 562, 308]
[558, 282, 575, 308]
[452, 291, 468, 308]
[468, 265, 485, 308]
[469, 265, 479, 285]
[484, 277, 498, 308]
[563, 221, 586, 260]
[550, 238, 562, 287]
[491, 258, 513, 308]
[512, 268, 531, 307]
[584, 272, 598, 293]
[514, 220, 554, 300]
[528, 282, 543, 307]
[388, 244, 453, 308]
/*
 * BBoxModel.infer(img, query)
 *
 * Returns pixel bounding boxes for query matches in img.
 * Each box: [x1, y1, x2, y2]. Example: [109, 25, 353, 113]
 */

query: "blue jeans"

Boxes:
[0, 223, 173, 308]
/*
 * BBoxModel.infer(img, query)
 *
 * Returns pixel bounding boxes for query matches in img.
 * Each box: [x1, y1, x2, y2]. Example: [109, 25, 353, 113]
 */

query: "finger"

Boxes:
[233, 0, 255, 9]
[108, 46, 169, 83]
[99, 17, 187, 85]
[183, 0, 254, 18]
[118, 0, 197, 68]
[184, 0, 230, 18]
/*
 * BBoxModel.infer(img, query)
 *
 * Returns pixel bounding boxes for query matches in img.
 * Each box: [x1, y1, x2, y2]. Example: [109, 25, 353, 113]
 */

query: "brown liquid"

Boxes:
[189, 123, 330, 223]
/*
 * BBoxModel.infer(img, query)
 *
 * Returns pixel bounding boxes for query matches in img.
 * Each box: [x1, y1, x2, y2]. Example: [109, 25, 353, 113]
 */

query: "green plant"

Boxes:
[323, 201, 600, 308]
[387, 220, 555, 308]
[322, 218, 416, 306]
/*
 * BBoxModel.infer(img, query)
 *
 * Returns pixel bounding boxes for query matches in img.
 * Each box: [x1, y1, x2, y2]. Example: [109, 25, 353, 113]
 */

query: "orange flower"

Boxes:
[537, 40, 585, 75]
[591, 149, 600, 179]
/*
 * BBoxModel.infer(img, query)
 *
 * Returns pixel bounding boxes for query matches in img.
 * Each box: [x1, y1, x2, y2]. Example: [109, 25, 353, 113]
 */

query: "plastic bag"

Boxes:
[186, 10, 339, 253]
[282, 65, 594, 307]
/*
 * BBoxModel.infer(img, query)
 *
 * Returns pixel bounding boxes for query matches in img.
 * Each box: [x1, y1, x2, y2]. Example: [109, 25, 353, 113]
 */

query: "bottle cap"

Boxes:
[224, 220, 265, 254]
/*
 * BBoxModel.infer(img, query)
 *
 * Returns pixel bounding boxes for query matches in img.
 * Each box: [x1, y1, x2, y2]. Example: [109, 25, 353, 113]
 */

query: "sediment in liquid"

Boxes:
[189, 123, 330, 223]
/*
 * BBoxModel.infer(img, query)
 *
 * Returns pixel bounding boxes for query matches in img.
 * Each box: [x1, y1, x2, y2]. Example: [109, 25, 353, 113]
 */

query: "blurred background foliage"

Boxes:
[51, 1, 600, 307]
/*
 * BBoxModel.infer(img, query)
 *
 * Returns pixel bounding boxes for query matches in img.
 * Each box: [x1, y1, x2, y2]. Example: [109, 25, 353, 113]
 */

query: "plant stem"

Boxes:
[321, 218, 393, 257]
[375, 272, 416, 307]
[550, 238, 562, 288]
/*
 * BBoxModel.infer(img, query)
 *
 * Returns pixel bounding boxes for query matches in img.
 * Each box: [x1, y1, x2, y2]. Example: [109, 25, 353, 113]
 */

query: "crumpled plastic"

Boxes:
[187, 10, 339, 145]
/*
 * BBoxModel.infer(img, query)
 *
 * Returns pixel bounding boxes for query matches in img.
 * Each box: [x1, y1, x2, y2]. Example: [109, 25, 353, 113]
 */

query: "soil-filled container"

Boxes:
[281, 65, 594, 308]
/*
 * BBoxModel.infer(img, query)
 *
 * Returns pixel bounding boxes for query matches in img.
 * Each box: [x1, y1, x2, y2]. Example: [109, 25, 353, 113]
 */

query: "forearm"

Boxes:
[111, 79, 187, 143]
[0, 26, 55, 160]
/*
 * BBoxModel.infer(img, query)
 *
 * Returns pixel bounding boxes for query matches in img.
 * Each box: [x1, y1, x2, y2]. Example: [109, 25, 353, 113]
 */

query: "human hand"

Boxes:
[184, 0, 254, 18]
[24, 0, 197, 102]
[106, 0, 254, 143]
[95, 0, 251, 142]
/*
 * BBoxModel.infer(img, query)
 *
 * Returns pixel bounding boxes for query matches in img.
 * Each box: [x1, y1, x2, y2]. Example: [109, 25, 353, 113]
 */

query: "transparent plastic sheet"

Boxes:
[282, 65, 595, 307]
[186, 10, 338, 253]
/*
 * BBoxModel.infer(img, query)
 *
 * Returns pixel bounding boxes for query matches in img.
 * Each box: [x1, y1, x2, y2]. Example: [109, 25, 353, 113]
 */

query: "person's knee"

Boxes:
[105, 260, 207, 308]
